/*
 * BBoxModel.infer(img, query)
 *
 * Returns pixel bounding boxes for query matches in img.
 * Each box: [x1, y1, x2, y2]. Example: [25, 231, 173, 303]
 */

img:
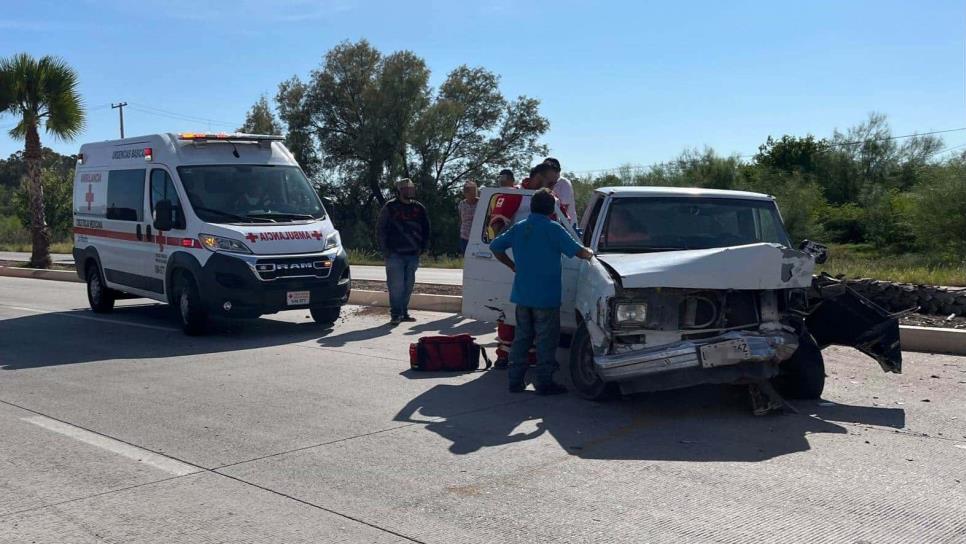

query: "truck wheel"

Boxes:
[569, 324, 615, 400]
[310, 306, 341, 325]
[174, 272, 208, 336]
[86, 263, 115, 314]
[771, 334, 825, 399]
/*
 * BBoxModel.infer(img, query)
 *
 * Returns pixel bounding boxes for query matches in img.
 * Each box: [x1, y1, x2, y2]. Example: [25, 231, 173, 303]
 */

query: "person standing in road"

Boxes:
[377, 178, 431, 325]
[543, 157, 577, 225]
[457, 181, 479, 255]
[497, 169, 515, 188]
[489, 189, 594, 395]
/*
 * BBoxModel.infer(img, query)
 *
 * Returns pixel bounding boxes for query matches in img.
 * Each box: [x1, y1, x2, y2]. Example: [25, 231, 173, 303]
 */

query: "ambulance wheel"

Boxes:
[771, 334, 825, 399]
[569, 325, 616, 401]
[310, 306, 341, 325]
[86, 263, 115, 314]
[174, 272, 208, 336]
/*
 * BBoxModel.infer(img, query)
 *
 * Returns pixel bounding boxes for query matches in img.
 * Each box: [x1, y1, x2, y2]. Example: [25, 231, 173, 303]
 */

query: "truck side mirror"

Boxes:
[154, 200, 175, 231]
[799, 239, 829, 264]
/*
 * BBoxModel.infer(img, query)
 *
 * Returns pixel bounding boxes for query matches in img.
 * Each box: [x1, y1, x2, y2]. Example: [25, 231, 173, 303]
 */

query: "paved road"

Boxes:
[0, 252, 464, 285]
[1, 275, 965, 543]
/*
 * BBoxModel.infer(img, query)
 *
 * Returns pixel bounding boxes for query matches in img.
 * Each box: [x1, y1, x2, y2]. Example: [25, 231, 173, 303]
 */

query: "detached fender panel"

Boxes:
[806, 275, 902, 373]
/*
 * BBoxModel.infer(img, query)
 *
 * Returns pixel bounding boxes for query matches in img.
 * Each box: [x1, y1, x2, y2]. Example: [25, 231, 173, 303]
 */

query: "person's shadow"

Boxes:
[394, 369, 906, 461]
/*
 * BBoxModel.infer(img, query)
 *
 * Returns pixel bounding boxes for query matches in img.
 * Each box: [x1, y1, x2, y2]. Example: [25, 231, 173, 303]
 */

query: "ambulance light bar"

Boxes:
[178, 132, 285, 143]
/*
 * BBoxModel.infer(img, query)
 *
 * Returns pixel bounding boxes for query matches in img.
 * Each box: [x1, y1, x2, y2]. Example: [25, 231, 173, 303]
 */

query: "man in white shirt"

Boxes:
[543, 157, 577, 224]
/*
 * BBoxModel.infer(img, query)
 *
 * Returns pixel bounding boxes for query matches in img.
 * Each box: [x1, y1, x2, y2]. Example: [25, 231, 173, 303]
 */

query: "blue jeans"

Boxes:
[459, 238, 469, 255]
[386, 253, 419, 318]
[509, 306, 560, 389]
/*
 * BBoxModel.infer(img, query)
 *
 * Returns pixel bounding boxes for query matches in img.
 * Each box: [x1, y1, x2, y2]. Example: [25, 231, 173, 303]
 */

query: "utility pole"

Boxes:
[111, 102, 128, 138]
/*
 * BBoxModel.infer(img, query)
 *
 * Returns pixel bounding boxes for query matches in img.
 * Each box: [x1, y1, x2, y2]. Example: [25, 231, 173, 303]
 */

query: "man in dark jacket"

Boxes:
[377, 178, 431, 324]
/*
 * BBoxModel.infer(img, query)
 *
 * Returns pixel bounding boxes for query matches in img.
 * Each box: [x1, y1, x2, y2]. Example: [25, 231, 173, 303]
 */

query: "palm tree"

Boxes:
[0, 54, 84, 268]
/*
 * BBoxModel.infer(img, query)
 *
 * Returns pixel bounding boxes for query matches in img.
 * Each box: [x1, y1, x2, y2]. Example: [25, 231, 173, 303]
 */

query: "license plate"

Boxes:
[699, 339, 751, 368]
[286, 291, 311, 306]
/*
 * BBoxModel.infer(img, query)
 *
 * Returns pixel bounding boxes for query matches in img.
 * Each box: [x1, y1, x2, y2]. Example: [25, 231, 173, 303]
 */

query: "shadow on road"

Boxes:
[394, 370, 906, 462]
[0, 304, 338, 369]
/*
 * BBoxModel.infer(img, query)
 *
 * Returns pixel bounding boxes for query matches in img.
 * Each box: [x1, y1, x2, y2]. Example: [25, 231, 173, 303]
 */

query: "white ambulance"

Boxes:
[72, 132, 350, 334]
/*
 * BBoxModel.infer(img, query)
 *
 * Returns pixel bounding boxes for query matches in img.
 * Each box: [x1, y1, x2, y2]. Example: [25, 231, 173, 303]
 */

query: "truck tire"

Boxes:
[174, 272, 208, 336]
[772, 334, 825, 399]
[86, 263, 116, 314]
[569, 324, 616, 400]
[310, 306, 341, 325]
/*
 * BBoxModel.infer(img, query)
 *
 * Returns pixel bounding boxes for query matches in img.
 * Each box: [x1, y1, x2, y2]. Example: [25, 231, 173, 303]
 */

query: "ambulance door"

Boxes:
[100, 168, 152, 294]
[461, 188, 530, 325]
[144, 167, 188, 300]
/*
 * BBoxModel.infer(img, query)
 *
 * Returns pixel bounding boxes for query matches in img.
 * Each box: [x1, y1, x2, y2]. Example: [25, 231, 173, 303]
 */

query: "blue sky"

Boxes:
[2, 0, 964, 173]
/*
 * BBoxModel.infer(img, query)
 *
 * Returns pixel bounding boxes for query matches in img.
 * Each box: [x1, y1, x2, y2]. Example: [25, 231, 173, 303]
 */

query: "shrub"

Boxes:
[909, 168, 966, 259]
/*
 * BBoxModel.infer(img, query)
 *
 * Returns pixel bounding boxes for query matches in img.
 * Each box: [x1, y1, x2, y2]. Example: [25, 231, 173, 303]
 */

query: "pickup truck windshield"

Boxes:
[599, 196, 791, 253]
[177, 165, 325, 224]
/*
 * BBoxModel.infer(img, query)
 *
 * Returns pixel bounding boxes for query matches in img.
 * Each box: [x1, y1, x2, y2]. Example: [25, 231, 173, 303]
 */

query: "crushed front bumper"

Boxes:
[595, 330, 800, 384]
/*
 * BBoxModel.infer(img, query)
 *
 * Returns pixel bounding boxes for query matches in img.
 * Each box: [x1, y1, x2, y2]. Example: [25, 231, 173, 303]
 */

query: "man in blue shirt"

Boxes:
[489, 189, 594, 395]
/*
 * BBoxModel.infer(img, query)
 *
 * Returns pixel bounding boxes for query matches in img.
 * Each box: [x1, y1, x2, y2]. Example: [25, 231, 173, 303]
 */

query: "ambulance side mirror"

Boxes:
[154, 200, 175, 231]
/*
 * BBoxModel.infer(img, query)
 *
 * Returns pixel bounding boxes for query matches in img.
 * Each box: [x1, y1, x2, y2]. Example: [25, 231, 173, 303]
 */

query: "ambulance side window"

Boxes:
[106, 169, 145, 222]
[150, 170, 185, 230]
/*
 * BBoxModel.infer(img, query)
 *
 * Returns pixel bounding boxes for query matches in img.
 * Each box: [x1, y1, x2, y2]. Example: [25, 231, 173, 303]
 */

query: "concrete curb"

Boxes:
[0, 265, 81, 283]
[3, 265, 964, 355]
[348, 289, 462, 313]
[897, 325, 966, 356]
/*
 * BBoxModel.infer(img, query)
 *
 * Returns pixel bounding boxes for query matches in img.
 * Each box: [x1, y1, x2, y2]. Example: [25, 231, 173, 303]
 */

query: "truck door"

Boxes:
[462, 188, 524, 324]
[99, 168, 152, 294]
[462, 187, 584, 326]
[144, 167, 188, 298]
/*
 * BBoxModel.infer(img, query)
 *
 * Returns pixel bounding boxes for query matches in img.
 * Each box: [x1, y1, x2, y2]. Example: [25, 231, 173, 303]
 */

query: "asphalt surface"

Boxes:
[1, 275, 965, 543]
[0, 252, 464, 285]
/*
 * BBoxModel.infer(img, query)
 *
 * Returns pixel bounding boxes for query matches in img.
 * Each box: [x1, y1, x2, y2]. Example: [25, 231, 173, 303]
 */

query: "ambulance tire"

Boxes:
[310, 306, 341, 325]
[569, 324, 617, 401]
[174, 272, 208, 336]
[85, 263, 115, 314]
[771, 334, 825, 400]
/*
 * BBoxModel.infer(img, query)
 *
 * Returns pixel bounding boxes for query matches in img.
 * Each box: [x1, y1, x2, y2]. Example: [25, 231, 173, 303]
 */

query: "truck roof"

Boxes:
[597, 186, 774, 202]
[76, 132, 297, 169]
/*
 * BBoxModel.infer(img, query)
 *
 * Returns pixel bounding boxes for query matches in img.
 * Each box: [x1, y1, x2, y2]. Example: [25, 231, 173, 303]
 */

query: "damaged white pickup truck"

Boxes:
[463, 186, 901, 402]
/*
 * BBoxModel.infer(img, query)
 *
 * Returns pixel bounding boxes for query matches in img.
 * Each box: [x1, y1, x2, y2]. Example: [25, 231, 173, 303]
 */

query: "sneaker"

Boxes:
[494, 357, 509, 370]
[508, 383, 525, 393]
[401, 315, 417, 322]
[389, 316, 402, 325]
[535, 383, 567, 396]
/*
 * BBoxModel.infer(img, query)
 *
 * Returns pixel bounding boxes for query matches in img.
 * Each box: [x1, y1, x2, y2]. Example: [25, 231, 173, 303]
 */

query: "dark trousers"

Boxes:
[508, 305, 561, 388]
[386, 253, 419, 318]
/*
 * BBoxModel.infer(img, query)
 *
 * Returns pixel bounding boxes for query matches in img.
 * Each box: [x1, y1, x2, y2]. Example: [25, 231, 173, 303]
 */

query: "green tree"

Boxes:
[0, 54, 84, 268]
[277, 40, 549, 254]
[754, 134, 828, 174]
[15, 166, 74, 240]
[237, 95, 281, 135]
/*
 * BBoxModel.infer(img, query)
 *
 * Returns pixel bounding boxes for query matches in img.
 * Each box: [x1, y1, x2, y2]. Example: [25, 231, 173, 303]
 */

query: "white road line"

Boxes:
[22, 415, 200, 476]
[0, 304, 179, 332]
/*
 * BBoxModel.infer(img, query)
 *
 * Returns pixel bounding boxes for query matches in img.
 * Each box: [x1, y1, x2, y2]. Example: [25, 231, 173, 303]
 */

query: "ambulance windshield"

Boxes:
[177, 165, 325, 224]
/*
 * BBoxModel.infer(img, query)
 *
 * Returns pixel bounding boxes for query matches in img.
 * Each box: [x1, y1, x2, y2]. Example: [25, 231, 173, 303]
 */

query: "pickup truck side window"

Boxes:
[481, 192, 518, 244]
[582, 196, 604, 246]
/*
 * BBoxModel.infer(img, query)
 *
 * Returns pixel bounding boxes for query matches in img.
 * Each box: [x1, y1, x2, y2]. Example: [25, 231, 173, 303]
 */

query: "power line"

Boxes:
[126, 102, 239, 128]
[569, 126, 966, 175]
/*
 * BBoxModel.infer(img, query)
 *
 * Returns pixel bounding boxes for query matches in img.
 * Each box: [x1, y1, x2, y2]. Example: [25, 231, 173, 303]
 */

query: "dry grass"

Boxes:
[816, 244, 966, 286]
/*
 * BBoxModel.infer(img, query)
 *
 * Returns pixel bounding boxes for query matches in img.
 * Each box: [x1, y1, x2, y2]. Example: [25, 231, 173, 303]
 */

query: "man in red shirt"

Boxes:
[488, 164, 555, 236]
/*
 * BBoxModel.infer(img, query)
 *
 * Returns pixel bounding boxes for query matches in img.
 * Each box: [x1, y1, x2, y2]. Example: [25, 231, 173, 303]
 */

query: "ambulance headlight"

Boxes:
[199, 234, 252, 254]
[615, 302, 648, 327]
[323, 231, 341, 251]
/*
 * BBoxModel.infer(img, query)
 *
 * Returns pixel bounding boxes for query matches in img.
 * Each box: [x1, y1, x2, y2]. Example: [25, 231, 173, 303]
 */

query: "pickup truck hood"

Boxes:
[596, 243, 815, 290]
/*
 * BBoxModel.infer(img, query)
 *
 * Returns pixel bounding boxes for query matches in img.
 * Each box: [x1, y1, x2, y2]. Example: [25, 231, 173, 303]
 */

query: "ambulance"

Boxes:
[72, 132, 350, 334]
